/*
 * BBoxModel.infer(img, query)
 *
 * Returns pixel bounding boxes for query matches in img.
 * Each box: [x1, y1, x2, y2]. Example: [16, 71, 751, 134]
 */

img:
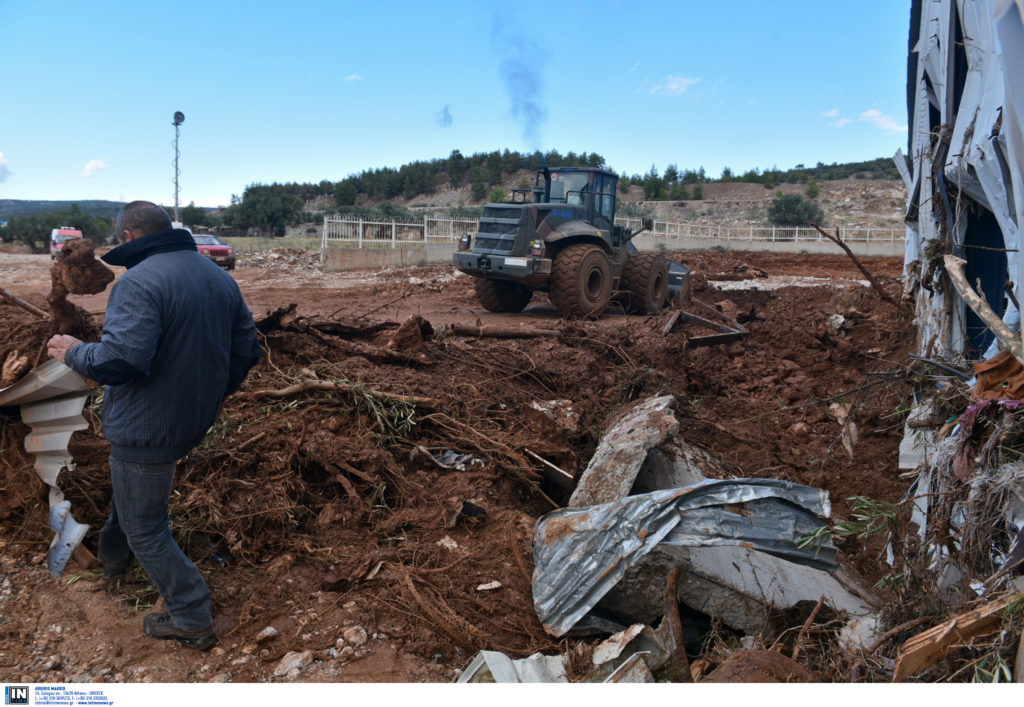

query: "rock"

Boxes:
[339, 646, 355, 661]
[342, 626, 368, 647]
[476, 581, 502, 591]
[273, 650, 314, 678]
[211, 647, 226, 657]
[255, 626, 279, 644]
[436, 536, 459, 551]
[210, 673, 230, 683]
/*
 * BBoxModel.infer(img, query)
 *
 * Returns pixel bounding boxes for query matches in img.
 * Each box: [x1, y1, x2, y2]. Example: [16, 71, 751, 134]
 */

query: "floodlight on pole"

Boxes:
[172, 111, 185, 222]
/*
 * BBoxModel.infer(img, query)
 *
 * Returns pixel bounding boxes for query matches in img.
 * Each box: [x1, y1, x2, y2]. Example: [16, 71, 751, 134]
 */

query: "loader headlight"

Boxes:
[458, 233, 472, 251]
[530, 240, 545, 257]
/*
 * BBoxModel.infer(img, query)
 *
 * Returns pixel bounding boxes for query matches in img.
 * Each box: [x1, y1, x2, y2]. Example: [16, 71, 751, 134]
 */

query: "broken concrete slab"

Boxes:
[600, 544, 878, 637]
[629, 438, 724, 495]
[533, 478, 838, 637]
[585, 624, 670, 682]
[568, 395, 678, 508]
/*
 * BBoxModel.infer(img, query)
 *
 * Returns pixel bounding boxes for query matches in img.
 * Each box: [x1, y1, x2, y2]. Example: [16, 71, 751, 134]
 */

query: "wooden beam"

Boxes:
[892, 593, 1021, 682]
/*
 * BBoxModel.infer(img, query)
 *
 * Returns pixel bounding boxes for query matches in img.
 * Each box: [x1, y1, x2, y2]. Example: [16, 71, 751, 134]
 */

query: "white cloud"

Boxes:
[630, 61, 639, 73]
[651, 75, 701, 97]
[344, 74, 364, 81]
[859, 109, 907, 133]
[822, 108, 839, 118]
[80, 158, 109, 178]
[0, 152, 9, 183]
[832, 117, 852, 128]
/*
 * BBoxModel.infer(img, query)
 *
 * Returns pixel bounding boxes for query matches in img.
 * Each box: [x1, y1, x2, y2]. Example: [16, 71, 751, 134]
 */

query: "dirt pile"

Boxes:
[0, 251, 930, 682]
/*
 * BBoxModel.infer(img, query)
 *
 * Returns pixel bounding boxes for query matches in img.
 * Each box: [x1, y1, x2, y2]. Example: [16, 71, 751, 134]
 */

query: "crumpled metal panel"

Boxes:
[456, 650, 568, 683]
[0, 359, 94, 576]
[532, 478, 835, 637]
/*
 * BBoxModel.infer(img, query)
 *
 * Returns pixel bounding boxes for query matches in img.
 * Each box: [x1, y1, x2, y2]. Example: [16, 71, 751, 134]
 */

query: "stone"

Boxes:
[342, 626, 368, 647]
[255, 626, 279, 644]
[274, 650, 314, 678]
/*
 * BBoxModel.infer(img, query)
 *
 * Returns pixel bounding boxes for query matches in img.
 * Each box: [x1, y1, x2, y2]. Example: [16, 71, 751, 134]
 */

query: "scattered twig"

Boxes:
[523, 448, 574, 489]
[791, 595, 825, 661]
[251, 379, 437, 407]
[813, 224, 913, 317]
[865, 615, 935, 655]
[0, 285, 50, 319]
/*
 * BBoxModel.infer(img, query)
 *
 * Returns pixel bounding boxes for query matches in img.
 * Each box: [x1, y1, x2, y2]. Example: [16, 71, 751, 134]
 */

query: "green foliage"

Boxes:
[643, 164, 667, 200]
[7, 204, 112, 252]
[691, 183, 704, 200]
[219, 184, 303, 237]
[489, 187, 507, 203]
[486, 152, 503, 187]
[470, 165, 487, 201]
[669, 184, 690, 200]
[618, 176, 630, 194]
[805, 178, 821, 199]
[517, 176, 532, 190]
[179, 201, 213, 228]
[797, 496, 899, 552]
[767, 193, 825, 226]
[334, 180, 357, 206]
[447, 150, 468, 188]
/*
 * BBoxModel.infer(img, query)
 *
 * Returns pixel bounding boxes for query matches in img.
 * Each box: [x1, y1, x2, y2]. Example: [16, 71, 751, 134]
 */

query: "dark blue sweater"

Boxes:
[65, 229, 261, 462]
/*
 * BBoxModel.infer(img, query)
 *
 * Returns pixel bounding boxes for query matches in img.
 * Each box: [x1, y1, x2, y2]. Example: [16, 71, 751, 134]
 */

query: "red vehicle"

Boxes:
[192, 234, 236, 270]
[49, 227, 83, 260]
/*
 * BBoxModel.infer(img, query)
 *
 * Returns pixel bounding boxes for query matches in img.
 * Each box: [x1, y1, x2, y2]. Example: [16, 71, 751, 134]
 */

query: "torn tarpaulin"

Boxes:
[532, 478, 836, 637]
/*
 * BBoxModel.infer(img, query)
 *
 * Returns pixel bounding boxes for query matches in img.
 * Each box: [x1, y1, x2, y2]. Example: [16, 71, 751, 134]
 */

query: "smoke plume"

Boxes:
[436, 105, 453, 128]
[0, 152, 10, 183]
[491, 18, 547, 148]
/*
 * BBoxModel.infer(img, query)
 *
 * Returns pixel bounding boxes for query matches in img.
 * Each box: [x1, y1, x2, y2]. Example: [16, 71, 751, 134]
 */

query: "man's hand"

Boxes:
[47, 335, 83, 364]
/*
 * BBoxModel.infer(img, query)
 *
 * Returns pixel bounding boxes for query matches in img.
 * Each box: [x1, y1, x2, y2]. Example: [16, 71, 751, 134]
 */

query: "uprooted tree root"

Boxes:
[3, 266, 933, 677]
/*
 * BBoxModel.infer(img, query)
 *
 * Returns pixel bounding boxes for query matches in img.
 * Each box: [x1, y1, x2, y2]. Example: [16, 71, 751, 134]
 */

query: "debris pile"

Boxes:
[1, 250, 950, 682]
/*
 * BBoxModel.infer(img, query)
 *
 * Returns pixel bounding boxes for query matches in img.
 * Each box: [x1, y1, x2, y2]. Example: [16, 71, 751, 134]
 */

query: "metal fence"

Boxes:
[322, 214, 902, 250]
[321, 215, 478, 249]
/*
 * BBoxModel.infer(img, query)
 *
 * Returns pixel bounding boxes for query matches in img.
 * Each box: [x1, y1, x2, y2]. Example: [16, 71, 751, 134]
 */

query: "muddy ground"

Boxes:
[0, 249, 916, 682]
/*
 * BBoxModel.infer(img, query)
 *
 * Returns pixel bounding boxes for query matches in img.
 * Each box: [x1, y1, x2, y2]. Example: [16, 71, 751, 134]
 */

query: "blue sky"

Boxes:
[0, 0, 911, 207]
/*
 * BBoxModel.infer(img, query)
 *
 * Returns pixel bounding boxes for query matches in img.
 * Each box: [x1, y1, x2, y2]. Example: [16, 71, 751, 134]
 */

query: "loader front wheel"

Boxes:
[474, 278, 533, 313]
[621, 251, 669, 314]
[549, 244, 613, 318]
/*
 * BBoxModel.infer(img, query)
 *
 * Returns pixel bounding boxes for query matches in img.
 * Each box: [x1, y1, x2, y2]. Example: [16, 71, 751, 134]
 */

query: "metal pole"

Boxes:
[173, 123, 181, 223]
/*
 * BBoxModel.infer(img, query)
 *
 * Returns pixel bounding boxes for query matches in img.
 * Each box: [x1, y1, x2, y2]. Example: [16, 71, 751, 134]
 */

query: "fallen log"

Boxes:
[444, 323, 560, 339]
[813, 224, 912, 318]
[892, 592, 1021, 681]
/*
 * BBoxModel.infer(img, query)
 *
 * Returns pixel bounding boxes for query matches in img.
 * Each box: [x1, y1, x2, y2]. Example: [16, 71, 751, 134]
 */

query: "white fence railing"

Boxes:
[321, 216, 477, 249]
[322, 215, 902, 250]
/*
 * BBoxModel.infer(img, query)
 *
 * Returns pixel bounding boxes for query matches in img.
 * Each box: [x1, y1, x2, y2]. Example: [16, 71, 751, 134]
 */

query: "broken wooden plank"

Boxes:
[892, 593, 1021, 682]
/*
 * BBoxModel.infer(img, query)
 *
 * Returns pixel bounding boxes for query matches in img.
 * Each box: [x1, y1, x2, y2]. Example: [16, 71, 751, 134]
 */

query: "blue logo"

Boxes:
[4, 687, 28, 705]
[552, 209, 573, 219]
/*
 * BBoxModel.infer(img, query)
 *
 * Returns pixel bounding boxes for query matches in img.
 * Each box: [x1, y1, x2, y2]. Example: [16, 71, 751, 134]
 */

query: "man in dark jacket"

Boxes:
[47, 201, 261, 650]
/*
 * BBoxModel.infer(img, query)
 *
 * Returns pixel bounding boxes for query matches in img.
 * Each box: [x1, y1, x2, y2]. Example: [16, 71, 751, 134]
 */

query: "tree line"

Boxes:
[0, 151, 897, 246]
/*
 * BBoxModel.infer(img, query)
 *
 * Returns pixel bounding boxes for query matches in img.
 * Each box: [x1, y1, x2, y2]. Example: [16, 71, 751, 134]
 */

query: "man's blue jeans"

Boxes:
[98, 456, 212, 632]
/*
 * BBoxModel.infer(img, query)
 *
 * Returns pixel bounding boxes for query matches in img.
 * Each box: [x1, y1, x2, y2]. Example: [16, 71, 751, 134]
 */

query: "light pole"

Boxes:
[172, 111, 185, 223]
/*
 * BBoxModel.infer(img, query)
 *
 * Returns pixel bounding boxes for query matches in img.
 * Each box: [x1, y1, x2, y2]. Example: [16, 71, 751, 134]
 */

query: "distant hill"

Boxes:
[0, 199, 125, 220]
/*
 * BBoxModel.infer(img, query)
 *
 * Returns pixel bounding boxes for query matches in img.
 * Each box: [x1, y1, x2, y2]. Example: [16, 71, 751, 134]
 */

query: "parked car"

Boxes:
[49, 227, 83, 260]
[192, 234, 235, 270]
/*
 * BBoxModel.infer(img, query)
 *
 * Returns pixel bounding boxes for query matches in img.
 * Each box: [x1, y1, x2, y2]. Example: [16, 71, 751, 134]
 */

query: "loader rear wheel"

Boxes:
[474, 278, 533, 313]
[621, 251, 669, 314]
[549, 244, 613, 318]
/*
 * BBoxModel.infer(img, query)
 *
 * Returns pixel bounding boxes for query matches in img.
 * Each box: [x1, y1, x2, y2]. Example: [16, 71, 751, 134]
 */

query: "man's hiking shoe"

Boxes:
[143, 612, 218, 650]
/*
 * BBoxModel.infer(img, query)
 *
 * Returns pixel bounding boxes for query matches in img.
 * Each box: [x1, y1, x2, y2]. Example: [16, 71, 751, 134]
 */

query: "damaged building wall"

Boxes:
[904, 0, 1024, 360]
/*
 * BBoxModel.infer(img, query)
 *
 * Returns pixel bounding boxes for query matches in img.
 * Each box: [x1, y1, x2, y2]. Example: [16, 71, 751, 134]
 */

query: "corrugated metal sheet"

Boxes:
[532, 478, 837, 637]
[0, 359, 94, 576]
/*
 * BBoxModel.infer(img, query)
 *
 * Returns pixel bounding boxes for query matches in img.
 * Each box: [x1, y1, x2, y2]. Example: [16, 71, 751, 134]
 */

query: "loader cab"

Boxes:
[514, 167, 619, 234]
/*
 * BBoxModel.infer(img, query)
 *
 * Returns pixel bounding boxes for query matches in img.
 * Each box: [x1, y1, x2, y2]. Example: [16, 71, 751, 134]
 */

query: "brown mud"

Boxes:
[0, 250, 914, 682]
